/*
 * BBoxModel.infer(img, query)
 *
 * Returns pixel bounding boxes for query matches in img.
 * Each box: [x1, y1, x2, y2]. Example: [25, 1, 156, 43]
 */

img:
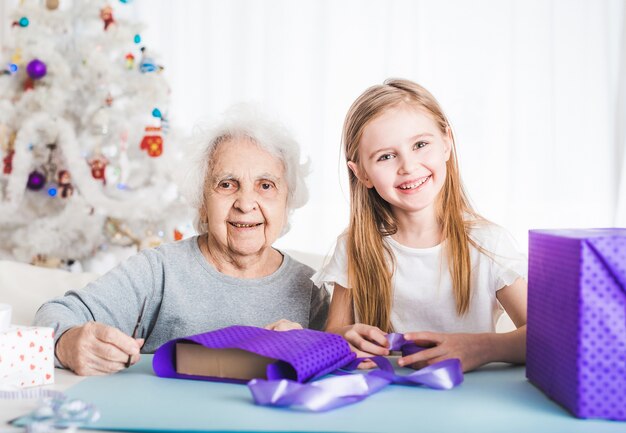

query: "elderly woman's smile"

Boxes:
[229, 222, 263, 228]
[200, 137, 289, 275]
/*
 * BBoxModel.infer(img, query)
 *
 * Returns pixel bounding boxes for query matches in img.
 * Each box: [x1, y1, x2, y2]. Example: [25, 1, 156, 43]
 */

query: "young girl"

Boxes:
[313, 79, 527, 372]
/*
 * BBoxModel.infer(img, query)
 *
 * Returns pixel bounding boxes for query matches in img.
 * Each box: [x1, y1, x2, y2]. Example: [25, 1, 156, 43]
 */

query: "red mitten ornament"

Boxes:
[140, 126, 163, 157]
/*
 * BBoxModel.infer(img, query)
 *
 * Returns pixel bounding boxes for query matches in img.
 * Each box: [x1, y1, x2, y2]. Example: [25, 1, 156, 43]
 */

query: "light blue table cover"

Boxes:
[13, 355, 626, 432]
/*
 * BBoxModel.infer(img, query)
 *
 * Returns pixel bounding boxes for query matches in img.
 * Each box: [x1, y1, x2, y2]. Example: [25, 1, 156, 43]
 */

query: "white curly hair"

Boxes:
[185, 104, 310, 236]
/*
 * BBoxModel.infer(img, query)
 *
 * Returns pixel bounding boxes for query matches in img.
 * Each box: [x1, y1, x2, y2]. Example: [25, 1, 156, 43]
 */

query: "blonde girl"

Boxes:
[313, 79, 527, 372]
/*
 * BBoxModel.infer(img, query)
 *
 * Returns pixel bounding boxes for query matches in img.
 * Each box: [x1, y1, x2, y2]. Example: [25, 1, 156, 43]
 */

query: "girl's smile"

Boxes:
[396, 175, 432, 192]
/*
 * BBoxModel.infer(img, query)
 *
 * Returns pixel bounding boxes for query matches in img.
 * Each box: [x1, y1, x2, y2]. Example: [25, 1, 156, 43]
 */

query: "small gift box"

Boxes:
[527, 228, 626, 420]
[0, 325, 55, 388]
[153, 326, 356, 384]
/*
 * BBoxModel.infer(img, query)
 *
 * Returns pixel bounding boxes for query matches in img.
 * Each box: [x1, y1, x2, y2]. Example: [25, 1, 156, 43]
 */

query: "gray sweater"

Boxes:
[34, 236, 329, 364]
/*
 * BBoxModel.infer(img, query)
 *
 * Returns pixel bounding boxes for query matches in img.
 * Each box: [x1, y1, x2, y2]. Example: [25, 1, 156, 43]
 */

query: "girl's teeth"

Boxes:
[400, 177, 428, 190]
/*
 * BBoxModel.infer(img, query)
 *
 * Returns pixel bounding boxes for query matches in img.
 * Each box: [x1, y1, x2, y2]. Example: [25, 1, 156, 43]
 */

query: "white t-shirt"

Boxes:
[311, 223, 527, 333]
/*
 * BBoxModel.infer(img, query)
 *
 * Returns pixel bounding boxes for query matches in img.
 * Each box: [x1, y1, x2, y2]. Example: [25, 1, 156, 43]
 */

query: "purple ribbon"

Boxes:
[248, 333, 463, 411]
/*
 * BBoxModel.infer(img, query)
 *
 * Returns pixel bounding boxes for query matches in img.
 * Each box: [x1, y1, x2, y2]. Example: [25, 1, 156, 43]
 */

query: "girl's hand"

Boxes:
[339, 324, 389, 369]
[399, 331, 489, 372]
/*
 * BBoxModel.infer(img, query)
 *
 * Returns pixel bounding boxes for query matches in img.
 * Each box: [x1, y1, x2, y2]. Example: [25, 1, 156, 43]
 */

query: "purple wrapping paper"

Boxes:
[527, 229, 626, 421]
[153, 326, 356, 384]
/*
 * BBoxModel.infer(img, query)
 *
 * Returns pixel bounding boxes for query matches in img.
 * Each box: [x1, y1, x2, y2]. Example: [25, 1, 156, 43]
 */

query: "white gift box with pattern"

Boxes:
[0, 304, 54, 388]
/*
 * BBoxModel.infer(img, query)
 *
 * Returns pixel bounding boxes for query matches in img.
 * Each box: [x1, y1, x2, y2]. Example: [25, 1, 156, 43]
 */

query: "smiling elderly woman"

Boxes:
[34, 106, 329, 376]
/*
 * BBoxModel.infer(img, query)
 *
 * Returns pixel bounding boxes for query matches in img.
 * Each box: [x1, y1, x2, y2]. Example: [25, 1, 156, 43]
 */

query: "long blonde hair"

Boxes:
[343, 79, 483, 332]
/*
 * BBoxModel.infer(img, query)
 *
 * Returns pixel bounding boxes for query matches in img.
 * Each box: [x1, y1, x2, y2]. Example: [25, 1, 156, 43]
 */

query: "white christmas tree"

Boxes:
[0, 0, 192, 271]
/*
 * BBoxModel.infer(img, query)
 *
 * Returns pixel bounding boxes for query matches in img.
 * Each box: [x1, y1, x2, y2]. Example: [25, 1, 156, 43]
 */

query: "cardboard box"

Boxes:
[175, 342, 277, 381]
[527, 229, 626, 420]
[0, 325, 55, 388]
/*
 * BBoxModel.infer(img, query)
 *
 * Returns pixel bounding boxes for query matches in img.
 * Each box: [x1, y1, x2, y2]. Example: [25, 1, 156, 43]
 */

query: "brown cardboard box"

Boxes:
[175, 342, 277, 381]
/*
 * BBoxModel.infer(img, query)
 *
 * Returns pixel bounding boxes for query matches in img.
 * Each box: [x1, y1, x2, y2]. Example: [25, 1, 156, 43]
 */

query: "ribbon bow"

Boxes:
[248, 332, 463, 411]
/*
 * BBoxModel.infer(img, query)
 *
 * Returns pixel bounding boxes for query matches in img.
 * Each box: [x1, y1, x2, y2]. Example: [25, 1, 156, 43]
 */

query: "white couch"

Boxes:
[0, 255, 515, 331]
[0, 250, 324, 326]
[0, 260, 99, 326]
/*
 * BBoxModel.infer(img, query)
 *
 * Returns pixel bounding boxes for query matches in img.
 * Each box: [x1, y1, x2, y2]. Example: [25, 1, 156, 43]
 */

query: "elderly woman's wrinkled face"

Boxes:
[202, 137, 288, 257]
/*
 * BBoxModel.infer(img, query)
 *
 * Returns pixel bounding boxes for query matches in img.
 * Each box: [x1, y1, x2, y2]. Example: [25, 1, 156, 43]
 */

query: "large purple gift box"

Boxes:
[527, 228, 626, 420]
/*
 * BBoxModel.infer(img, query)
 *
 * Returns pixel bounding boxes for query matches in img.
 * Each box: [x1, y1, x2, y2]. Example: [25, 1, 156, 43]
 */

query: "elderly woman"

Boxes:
[34, 106, 329, 376]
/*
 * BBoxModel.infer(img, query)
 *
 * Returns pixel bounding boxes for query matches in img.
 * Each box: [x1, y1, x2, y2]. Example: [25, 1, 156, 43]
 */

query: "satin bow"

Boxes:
[248, 332, 463, 411]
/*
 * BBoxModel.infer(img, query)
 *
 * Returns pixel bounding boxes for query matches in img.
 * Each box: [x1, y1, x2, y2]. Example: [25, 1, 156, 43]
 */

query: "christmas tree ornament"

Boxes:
[3, 150, 15, 175]
[139, 47, 163, 73]
[42, 143, 58, 182]
[2, 130, 17, 174]
[140, 126, 163, 157]
[133, 34, 141, 44]
[152, 108, 162, 118]
[26, 59, 47, 80]
[45, 0, 60, 10]
[18, 17, 29, 27]
[125, 53, 134, 69]
[173, 229, 183, 241]
[23, 77, 35, 91]
[5, 63, 19, 74]
[57, 170, 74, 198]
[11, 48, 23, 66]
[100, 6, 115, 30]
[139, 47, 156, 73]
[26, 170, 46, 190]
[47, 185, 58, 197]
[88, 155, 108, 184]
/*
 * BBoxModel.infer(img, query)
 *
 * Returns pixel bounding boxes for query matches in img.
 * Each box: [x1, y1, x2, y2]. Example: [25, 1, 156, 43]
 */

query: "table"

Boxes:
[1, 365, 84, 433]
[4, 356, 626, 433]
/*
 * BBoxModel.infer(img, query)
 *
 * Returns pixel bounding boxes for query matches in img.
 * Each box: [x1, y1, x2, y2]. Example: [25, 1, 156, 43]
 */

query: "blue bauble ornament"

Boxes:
[19, 17, 29, 27]
[26, 59, 47, 80]
[152, 108, 162, 118]
[134, 34, 141, 44]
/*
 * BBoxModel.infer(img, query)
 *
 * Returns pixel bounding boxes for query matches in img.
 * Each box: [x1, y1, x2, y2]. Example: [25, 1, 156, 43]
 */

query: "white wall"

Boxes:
[132, 0, 625, 256]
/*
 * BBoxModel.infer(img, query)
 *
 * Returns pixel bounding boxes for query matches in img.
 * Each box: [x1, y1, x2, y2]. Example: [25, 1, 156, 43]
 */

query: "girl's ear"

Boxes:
[347, 160, 374, 188]
[443, 126, 453, 161]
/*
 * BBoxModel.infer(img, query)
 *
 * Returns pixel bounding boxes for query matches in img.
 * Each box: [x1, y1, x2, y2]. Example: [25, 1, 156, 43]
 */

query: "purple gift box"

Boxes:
[153, 326, 356, 384]
[527, 228, 626, 420]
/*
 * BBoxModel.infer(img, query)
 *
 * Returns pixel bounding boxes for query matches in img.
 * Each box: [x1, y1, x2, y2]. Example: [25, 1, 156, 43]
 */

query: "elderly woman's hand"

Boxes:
[56, 322, 144, 376]
[264, 319, 303, 331]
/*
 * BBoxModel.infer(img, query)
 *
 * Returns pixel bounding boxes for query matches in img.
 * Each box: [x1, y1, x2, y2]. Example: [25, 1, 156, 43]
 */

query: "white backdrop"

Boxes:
[2, 0, 625, 258]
